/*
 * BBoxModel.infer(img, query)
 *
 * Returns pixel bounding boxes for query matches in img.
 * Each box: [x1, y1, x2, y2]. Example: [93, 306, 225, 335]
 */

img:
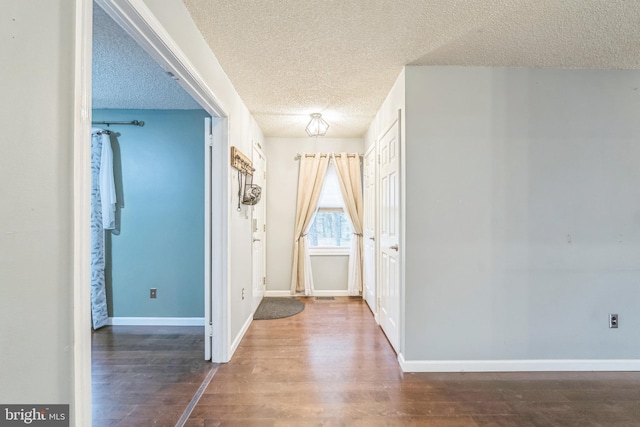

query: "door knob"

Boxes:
[369, 237, 375, 241]
[389, 244, 398, 251]
[253, 238, 261, 242]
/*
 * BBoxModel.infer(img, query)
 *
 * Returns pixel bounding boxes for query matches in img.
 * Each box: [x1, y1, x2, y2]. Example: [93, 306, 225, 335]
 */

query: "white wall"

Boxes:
[0, 0, 74, 404]
[311, 256, 350, 291]
[364, 69, 406, 330]
[265, 137, 364, 293]
[142, 0, 264, 346]
[403, 66, 640, 362]
[365, 69, 406, 153]
[0, 0, 266, 415]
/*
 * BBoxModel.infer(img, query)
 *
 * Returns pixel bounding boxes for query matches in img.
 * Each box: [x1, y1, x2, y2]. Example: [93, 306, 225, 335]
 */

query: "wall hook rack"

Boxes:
[231, 146, 254, 175]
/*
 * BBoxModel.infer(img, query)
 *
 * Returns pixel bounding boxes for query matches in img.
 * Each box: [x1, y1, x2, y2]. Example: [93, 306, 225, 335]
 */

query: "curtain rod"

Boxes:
[294, 153, 363, 160]
[92, 120, 145, 127]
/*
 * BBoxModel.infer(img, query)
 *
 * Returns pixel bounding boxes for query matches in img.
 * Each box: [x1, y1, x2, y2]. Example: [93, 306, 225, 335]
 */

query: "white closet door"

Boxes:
[378, 116, 401, 353]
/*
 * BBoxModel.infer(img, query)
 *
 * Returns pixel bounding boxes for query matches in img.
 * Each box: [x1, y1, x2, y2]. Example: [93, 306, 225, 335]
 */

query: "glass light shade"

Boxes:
[305, 113, 329, 137]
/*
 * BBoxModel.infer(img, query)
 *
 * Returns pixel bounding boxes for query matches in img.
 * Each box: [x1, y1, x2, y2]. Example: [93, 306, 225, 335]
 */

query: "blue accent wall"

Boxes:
[93, 109, 207, 318]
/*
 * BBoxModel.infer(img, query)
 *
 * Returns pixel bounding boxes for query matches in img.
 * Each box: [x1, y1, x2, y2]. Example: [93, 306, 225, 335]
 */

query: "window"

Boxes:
[308, 163, 351, 251]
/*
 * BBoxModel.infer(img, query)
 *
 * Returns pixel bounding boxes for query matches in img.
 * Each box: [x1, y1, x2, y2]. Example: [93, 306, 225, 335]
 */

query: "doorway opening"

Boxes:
[74, 0, 230, 424]
[91, 0, 209, 340]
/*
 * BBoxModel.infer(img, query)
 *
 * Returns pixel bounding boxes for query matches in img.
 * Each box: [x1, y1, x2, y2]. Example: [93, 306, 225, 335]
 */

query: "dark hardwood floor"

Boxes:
[92, 325, 214, 426]
[93, 298, 640, 426]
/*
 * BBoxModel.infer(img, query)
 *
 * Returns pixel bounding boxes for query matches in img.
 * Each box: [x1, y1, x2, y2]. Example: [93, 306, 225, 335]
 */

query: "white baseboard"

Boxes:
[107, 317, 204, 326]
[314, 290, 351, 297]
[264, 290, 292, 297]
[229, 312, 253, 359]
[265, 290, 350, 297]
[397, 354, 640, 372]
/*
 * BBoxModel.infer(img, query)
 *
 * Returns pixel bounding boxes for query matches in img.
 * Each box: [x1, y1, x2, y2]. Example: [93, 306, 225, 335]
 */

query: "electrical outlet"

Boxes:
[242, 288, 245, 300]
[150, 288, 157, 299]
[609, 313, 618, 329]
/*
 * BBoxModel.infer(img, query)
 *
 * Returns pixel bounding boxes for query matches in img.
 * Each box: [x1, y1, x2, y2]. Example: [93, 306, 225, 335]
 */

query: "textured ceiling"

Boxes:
[92, 5, 201, 110]
[183, 0, 640, 138]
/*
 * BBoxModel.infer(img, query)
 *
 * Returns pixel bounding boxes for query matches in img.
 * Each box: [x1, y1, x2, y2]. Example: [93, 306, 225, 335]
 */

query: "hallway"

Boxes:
[94, 298, 640, 426]
[188, 298, 640, 426]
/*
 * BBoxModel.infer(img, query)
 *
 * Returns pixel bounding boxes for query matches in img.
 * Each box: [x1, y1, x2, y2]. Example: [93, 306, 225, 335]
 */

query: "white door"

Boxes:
[204, 117, 213, 360]
[363, 145, 377, 316]
[252, 145, 267, 311]
[378, 116, 401, 353]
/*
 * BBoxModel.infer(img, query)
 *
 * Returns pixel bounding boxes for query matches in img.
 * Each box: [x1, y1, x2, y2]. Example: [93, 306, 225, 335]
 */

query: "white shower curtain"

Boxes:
[91, 128, 116, 329]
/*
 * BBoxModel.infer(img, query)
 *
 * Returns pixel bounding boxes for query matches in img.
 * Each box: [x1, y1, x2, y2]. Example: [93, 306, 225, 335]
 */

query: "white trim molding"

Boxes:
[264, 290, 293, 297]
[107, 317, 205, 326]
[309, 248, 350, 256]
[229, 314, 253, 359]
[265, 290, 351, 297]
[398, 354, 640, 372]
[314, 290, 351, 297]
[72, 1, 94, 425]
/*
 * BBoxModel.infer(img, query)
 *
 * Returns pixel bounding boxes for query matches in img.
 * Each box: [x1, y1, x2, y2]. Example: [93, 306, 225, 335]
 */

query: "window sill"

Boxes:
[309, 247, 350, 256]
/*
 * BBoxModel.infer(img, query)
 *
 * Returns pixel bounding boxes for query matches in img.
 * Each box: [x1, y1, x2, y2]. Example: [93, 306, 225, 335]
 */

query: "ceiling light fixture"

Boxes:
[305, 113, 329, 137]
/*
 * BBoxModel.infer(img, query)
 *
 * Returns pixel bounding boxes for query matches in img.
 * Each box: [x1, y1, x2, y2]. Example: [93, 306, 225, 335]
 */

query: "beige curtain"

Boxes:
[291, 154, 330, 294]
[332, 153, 364, 296]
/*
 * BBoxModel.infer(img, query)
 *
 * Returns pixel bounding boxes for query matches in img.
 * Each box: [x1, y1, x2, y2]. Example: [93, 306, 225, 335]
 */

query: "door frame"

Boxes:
[73, 0, 230, 424]
[251, 142, 267, 311]
[363, 144, 377, 319]
[204, 117, 229, 362]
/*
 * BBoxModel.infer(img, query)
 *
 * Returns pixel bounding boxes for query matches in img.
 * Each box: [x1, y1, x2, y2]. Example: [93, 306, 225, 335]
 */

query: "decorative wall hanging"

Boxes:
[231, 146, 254, 175]
[242, 173, 262, 206]
[231, 146, 262, 210]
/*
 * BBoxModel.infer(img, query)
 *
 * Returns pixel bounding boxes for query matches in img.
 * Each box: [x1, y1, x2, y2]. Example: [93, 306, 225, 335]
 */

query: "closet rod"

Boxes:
[92, 120, 145, 127]
[294, 153, 363, 160]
